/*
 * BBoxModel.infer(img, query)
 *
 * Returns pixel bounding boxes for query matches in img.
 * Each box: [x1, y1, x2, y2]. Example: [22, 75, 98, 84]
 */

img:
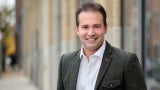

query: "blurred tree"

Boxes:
[0, 6, 13, 37]
[0, 5, 16, 71]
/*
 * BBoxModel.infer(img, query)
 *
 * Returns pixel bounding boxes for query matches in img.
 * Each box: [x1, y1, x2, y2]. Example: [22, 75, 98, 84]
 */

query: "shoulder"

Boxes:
[61, 49, 80, 60]
[111, 46, 138, 62]
[60, 49, 80, 63]
[59, 50, 80, 73]
[110, 46, 142, 71]
[111, 46, 131, 56]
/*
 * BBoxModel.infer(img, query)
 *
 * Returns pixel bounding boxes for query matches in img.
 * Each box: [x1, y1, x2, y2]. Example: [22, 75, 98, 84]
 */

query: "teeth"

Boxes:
[87, 38, 96, 41]
[88, 38, 94, 40]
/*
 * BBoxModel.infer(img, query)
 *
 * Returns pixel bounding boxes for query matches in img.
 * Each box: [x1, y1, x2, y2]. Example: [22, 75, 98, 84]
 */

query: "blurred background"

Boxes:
[0, 0, 160, 90]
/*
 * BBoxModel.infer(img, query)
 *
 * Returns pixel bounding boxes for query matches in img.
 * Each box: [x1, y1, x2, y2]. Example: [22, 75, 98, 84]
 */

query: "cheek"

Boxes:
[79, 34, 86, 39]
[96, 31, 106, 36]
[77, 31, 86, 37]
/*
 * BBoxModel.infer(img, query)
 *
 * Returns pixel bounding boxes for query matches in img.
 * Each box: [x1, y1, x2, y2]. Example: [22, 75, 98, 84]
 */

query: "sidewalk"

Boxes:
[0, 71, 38, 90]
[146, 77, 160, 90]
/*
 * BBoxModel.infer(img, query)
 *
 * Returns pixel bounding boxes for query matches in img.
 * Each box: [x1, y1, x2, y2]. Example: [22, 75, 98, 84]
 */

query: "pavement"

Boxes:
[146, 77, 160, 90]
[0, 71, 38, 90]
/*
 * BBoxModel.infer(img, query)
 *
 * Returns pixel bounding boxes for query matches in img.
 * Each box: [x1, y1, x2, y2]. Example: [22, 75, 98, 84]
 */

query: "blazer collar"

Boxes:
[70, 50, 81, 90]
[95, 41, 112, 90]
[70, 41, 112, 90]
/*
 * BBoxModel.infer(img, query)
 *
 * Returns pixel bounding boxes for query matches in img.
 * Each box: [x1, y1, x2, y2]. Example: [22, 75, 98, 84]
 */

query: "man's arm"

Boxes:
[57, 55, 65, 90]
[124, 53, 147, 90]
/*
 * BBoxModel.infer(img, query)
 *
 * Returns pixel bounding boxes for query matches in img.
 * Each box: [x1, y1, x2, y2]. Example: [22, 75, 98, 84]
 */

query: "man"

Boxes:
[57, 1, 147, 90]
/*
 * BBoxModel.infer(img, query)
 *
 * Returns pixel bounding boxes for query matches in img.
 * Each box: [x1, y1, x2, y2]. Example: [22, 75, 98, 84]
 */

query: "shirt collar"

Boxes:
[80, 41, 106, 59]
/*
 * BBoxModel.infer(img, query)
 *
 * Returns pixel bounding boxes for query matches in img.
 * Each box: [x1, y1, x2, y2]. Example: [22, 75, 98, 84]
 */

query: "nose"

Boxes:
[88, 28, 95, 36]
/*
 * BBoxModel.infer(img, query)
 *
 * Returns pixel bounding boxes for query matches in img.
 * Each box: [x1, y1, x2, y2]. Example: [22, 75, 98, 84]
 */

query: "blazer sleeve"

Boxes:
[57, 55, 65, 90]
[124, 53, 147, 90]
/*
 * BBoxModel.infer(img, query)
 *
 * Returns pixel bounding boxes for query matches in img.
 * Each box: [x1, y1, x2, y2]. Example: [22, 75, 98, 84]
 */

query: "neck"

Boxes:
[83, 49, 96, 60]
[82, 41, 104, 60]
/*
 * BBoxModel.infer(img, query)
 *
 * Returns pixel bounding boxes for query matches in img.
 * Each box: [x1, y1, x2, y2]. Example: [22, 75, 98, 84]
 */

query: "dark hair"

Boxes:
[75, 1, 107, 26]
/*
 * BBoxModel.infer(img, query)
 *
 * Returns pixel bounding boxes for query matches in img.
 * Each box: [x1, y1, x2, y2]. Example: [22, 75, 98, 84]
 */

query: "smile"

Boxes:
[86, 38, 97, 42]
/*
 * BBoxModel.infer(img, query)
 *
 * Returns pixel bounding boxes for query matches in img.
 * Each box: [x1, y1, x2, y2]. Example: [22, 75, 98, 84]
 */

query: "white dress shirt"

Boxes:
[76, 41, 106, 90]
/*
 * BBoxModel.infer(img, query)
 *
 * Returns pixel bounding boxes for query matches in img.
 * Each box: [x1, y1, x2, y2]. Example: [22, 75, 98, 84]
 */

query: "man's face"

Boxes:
[76, 11, 107, 52]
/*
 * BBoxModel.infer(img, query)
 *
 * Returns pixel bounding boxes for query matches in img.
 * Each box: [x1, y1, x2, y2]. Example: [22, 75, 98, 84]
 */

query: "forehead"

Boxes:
[78, 11, 103, 23]
[79, 11, 103, 18]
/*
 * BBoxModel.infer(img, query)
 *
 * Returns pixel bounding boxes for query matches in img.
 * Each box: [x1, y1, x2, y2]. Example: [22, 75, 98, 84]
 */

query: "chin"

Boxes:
[87, 46, 100, 51]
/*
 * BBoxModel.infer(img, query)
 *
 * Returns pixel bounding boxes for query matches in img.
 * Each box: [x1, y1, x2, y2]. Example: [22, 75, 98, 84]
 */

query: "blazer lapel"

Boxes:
[95, 41, 112, 90]
[70, 52, 81, 90]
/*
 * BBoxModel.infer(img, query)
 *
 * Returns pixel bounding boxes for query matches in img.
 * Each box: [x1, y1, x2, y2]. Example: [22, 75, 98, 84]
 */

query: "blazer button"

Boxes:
[109, 83, 113, 87]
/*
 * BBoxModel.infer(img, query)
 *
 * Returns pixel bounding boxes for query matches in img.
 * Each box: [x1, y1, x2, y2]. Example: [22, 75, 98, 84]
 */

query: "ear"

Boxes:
[75, 26, 79, 35]
[104, 24, 108, 34]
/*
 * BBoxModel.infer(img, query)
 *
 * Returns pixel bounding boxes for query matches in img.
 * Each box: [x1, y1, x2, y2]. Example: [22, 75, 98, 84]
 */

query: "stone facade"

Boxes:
[19, 0, 122, 90]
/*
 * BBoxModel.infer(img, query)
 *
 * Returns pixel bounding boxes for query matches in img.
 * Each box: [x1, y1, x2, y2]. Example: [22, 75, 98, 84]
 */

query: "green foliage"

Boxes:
[0, 5, 14, 38]
[0, 4, 15, 56]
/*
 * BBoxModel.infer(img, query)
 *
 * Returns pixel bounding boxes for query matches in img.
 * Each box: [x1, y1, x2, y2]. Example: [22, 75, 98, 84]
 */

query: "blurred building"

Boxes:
[146, 0, 160, 61]
[15, 0, 121, 90]
[145, 0, 160, 89]
[13, 0, 160, 90]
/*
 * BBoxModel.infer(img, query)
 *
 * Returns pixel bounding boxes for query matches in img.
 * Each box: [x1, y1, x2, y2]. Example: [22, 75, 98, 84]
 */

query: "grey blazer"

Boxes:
[57, 41, 147, 90]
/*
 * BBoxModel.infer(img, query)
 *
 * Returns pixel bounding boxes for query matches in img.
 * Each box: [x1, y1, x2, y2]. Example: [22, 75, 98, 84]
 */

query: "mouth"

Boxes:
[86, 38, 98, 42]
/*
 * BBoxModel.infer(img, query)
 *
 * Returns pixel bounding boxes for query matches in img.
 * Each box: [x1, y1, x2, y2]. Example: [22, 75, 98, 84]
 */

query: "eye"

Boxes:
[94, 25, 100, 29]
[82, 26, 88, 29]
